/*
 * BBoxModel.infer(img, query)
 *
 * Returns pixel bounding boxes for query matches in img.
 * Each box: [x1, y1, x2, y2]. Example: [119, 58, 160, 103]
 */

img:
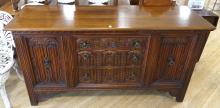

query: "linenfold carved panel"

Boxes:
[156, 36, 193, 81]
[27, 38, 64, 85]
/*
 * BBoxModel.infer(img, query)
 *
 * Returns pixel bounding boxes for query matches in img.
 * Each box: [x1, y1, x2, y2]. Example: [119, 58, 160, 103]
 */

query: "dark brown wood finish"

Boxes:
[6, 5, 215, 105]
[75, 0, 118, 6]
[6, 5, 214, 31]
[194, 9, 219, 27]
[131, 0, 177, 6]
[139, 0, 172, 6]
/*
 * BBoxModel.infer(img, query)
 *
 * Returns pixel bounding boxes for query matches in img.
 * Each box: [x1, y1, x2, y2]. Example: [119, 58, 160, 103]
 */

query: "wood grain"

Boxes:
[1, 25, 220, 107]
[4, 4, 216, 106]
[5, 5, 215, 31]
[139, 0, 172, 6]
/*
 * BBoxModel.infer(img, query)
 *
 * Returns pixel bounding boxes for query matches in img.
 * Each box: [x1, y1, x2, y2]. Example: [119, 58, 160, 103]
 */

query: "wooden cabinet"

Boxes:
[7, 5, 214, 106]
[12, 30, 210, 105]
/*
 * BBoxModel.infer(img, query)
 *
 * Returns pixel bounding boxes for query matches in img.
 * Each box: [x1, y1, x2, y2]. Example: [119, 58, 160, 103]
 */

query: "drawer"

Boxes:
[78, 67, 141, 83]
[76, 38, 147, 50]
[77, 50, 144, 67]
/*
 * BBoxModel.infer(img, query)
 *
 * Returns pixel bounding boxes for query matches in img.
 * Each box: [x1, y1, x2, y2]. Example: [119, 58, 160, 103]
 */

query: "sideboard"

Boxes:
[5, 5, 215, 105]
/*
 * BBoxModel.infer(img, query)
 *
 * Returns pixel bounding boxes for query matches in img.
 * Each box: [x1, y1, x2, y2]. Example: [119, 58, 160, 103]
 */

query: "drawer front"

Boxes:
[78, 67, 141, 83]
[27, 37, 65, 86]
[78, 50, 143, 66]
[77, 38, 146, 50]
[76, 37, 149, 85]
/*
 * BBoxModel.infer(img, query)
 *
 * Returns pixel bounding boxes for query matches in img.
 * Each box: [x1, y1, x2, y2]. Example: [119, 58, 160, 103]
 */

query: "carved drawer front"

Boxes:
[77, 50, 143, 83]
[27, 38, 64, 86]
[78, 67, 141, 83]
[76, 37, 149, 85]
[155, 36, 194, 82]
[77, 38, 146, 50]
[78, 50, 143, 66]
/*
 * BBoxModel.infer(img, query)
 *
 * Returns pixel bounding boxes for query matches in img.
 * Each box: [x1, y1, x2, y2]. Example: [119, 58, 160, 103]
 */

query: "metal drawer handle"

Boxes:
[43, 57, 51, 70]
[80, 42, 91, 49]
[83, 53, 91, 60]
[168, 57, 175, 66]
[132, 40, 141, 48]
[82, 73, 90, 81]
[128, 51, 140, 63]
[132, 55, 138, 62]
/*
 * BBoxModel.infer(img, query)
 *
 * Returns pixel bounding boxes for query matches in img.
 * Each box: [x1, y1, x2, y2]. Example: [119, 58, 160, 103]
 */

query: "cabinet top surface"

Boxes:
[5, 5, 215, 31]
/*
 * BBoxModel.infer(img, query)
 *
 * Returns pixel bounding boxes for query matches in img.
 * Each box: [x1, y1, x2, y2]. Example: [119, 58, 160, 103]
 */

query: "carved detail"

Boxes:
[126, 71, 137, 81]
[131, 40, 142, 48]
[43, 57, 51, 70]
[27, 38, 64, 84]
[77, 38, 145, 83]
[82, 73, 90, 81]
[157, 36, 193, 81]
[128, 51, 142, 64]
[43, 57, 51, 82]
[28, 38, 58, 48]
[77, 38, 146, 50]
[79, 41, 91, 49]
[162, 37, 189, 44]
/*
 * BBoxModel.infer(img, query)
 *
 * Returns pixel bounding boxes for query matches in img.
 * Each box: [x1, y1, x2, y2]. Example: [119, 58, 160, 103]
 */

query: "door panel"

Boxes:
[157, 37, 192, 81]
[147, 35, 196, 88]
[27, 38, 65, 86]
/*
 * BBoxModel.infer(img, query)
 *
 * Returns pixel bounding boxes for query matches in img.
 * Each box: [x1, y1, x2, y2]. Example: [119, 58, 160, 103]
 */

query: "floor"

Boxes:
[1, 2, 220, 108]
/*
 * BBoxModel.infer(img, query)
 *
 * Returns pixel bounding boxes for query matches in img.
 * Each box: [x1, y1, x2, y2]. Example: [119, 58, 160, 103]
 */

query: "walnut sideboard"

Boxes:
[5, 5, 215, 105]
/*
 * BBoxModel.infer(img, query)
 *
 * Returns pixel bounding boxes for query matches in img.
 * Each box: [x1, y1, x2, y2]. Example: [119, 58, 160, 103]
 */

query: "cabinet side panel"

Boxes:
[176, 31, 210, 102]
[13, 35, 39, 105]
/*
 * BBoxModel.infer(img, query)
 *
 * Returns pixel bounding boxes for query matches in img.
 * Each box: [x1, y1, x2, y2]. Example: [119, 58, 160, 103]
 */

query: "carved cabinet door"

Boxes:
[146, 34, 197, 88]
[26, 37, 65, 87]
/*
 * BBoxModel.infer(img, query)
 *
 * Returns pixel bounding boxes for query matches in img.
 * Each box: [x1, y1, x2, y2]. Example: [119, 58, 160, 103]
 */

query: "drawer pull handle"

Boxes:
[80, 42, 90, 49]
[132, 55, 138, 62]
[128, 51, 140, 63]
[83, 53, 91, 60]
[82, 73, 90, 81]
[168, 57, 175, 66]
[132, 40, 141, 48]
[43, 57, 51, 70]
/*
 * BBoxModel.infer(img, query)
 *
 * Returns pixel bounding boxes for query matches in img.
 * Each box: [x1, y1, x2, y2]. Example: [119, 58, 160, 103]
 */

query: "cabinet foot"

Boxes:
[29, 93, 39, 106]
[169, 90, 185, 102]
[169, 90, 177, 97]
[30, 98, 38, 106]
[176, 95, 184, 102]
